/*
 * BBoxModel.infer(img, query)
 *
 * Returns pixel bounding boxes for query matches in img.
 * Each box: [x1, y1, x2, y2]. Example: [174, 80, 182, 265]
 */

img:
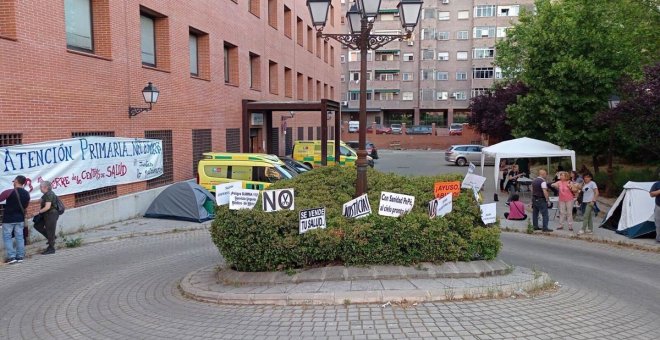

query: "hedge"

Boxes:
[211, 166, 501, 272]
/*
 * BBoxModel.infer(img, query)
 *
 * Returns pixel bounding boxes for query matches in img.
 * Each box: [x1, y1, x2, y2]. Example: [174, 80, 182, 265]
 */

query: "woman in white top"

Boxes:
[580, 173, 599, 234]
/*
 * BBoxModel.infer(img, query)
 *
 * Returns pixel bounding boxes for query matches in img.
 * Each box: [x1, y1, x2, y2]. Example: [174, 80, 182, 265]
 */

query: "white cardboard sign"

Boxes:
[228, 189, 260, 210]
[299, 207, 326, 234]
[342, 194, 372, 219]
[468, 162, 476, 174]
[472, 185, 481, 203]
[262, 188, 295, 212]
[215, 181, 242, 206]
[378, 191, 415, 217]
[428, 192, 453, 219]
[480, 203, 497, 224]
[462, 173, 487, 190]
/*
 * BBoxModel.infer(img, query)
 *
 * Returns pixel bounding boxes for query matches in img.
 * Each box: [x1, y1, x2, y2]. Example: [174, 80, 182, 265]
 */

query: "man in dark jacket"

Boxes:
[1, 175, 31, 264]
[531, 169, 552, 232]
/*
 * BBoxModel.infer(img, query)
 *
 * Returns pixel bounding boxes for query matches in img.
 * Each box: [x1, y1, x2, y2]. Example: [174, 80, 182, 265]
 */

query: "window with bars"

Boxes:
[145, 130, 173, 188]
[226, 128, 241, 152]
[316, 127, 321, 140]
[0, 133, 22, 220]
[192, 129, 212, 177]
[297, 127, 304, 140]
[307, 127, 314, 141]
[71, 131, 118, 206]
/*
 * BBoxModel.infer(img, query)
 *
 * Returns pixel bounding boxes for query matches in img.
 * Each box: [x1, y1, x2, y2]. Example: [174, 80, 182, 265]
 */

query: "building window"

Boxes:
[402, 72, 413, 81]
[297, 127, 304, 140]
[323, 40, 329, 62]
[308, 127, 314, 141]
[225, 128, 241, 152]
[436, 91, 448, 100]
[297, 72, 304, 100]
[145, 130, 173, 188]
[284, 67, 292, 98]
[403, 53, 414, 61]
[348, 51, 359, 61]
[65, 0, 93, 52]
[497, 27, 508, 38]
[437, 52, 449, 61]
[473, 26, 496, 38]
[330, 4, 335, 26]
[284, 5, 292, 38]
[192, 129, 212, 180]
[456, 51, 468, 60]
[422, 8, 435, 19]
[402, 92, 414, 101]
[307, 26, 314, 53]
[472, 88, 489, 97]
[296, 17, 303, 46]
[323, 84, 328, 98]
[189, 34, 198, 76]
[249, 52, 261, 90]
[473, 47, 495, 59]
[457, 10, 469, 20]
[268, 0, 277, 29]
[437, 31, 449, 40]
[437, 11, 450, 21]
[340, 55, 346, 63]
[330, 46, 335, 66]
[140, 14, 156, 66]
[378, 92, 395, 101]
[454, 91, 467, 100]
[422, 49, 435, 60]
[436, 71, 448, 81]
[340, 74, 345, 82]
[474, 5, 496, 17]
[421, 28, 435, 40]
[421, 69, 434, 80]
[269, 61, 279, 94]
[307, 77, 314, 100]
[249, 0, 260, 17]
[420, 89, 434, 101]
[316, 80, 321, 100]
[330, 86, 335, 99]
[456, 71, 468, 80]
[457, 31, 469, 40]
[498, 5, 520, 17]
[473, 67, 494, 79]
[224, 42, 238, 85]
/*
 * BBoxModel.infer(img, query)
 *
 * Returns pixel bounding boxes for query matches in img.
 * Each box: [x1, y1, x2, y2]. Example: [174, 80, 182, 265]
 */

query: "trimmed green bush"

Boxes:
[211, 166, 501, 272]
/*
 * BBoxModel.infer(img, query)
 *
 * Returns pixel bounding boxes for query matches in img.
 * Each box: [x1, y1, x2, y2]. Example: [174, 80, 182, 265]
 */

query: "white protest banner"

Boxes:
[299, 207, 326, 234]
[0, 137, 163, 201]
[229, 189, 260, 210]
[468, 162, 476, 174]
[429, 192, 453, 218]
[480, 203, 497, 224]
[378, 191, 415, 217]
[472, 185, 481, 203]
[215, 181, 242, 206]
[462, 173, 487, 190]
[262, 188, 295, 212]
[343, 194, 371, 219]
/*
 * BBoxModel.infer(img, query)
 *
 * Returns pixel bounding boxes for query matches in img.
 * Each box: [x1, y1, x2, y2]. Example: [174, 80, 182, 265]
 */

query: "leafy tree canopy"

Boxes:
[496, 0, 660, 155]
[468, 81, 528, 142]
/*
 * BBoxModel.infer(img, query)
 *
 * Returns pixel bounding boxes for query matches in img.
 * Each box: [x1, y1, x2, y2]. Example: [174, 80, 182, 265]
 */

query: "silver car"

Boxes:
[445, 144, 495, 166]
[390, 124, 402, 134]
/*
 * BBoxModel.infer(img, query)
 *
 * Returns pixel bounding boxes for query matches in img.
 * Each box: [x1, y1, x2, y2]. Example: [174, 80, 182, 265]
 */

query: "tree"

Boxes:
[468, 81, 528, 142]
[496, 0, 660, 169]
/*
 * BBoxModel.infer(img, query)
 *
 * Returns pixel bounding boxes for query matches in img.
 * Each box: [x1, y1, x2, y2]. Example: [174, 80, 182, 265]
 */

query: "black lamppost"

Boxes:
[606, 95, 620, 197]
[129, 82, 160, 118]
[307, 0, 422, 196]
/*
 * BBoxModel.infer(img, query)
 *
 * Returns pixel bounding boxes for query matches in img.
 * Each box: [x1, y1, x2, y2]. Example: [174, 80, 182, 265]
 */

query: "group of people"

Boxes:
[2, 175, 60, 264]
[504, 165, 600, 235]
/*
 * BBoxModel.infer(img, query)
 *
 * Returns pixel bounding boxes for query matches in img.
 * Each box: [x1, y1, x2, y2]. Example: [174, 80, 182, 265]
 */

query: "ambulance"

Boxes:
[292, 140, 374, 169]
[197, 153, 296, 192]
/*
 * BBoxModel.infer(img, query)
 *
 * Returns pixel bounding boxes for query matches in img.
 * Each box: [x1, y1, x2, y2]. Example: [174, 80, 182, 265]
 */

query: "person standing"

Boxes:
[531, 169, 552, 232]
[1, 175, 31, 264]
[552, 172, 575, 231]
[579, 174, 599, 235]
[33, 181, 59, 255]
[650, 181, 660, 243]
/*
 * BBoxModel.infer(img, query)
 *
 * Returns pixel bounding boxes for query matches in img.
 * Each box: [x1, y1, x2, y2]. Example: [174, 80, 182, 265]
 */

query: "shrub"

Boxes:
[210, 167, 501, 272]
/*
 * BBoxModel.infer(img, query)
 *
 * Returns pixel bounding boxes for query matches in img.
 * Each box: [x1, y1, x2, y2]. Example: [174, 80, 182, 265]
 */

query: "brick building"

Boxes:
[0, 0, 341, 215]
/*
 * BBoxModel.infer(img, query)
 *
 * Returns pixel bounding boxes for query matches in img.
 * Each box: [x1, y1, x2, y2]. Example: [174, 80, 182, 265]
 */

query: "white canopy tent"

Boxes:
[480, 137, 576, 190]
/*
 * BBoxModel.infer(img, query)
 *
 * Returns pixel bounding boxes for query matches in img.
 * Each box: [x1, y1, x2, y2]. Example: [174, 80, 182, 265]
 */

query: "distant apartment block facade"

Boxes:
[339, 0, 533, 127]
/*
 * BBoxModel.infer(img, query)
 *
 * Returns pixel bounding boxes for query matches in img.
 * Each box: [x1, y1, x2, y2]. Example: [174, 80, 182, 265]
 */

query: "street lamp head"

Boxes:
[397, 0, 423, 31]
[608, 94, 620, 109]
[142, 82, 159, 104]
[347, 4, 362, 34]
[306, 0, 331, 28]
[357, 0, 382, 19]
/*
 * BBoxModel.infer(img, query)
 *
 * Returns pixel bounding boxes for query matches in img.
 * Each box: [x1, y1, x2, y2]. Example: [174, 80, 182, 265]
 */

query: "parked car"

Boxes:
[279, 156, 312, 174]
[346, 141, 378, 159]
[407, 125, 433, 135]
[390, 124, 402, 134]
[366, 124, 392, 134]
[449, 123, 464, 136]
[444, 144, 495, 166]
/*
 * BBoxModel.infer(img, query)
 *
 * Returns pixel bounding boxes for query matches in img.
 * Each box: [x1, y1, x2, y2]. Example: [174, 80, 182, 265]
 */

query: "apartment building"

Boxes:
[339, 0, 533, 127]
[0, 0, 341, 213]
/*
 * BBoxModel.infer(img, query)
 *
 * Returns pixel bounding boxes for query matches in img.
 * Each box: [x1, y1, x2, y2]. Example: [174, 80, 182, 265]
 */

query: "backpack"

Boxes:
[55, 195, 66, 215]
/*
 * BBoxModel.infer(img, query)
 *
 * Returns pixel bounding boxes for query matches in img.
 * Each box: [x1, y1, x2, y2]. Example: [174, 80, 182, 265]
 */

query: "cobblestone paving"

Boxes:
[1, 230, 658, 339]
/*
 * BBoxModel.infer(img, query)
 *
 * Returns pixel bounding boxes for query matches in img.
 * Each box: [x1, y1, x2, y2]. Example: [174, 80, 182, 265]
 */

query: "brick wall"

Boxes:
[0, 0, 341, 207]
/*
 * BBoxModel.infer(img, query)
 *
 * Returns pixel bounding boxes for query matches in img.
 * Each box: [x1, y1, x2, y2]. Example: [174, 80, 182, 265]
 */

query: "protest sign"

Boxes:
[299, 207, 326, 234]
[428, 192, 453, 218]
[462, 173, 487, 190]
[378, 191, 415, 217]
[215, 181, 242, 205]
[480, 203, 497, 224]
[434, 181, 461, 199]
[342, 194, 371, 218]
[472, 185, 481, 202]
[262, 188, 295, 212]
[229, 189, 260, 210]
[468, 162, 476, 174]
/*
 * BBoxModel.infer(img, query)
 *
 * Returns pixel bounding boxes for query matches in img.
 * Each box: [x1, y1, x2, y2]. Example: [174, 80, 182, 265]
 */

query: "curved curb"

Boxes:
[180, 265, 553, 306]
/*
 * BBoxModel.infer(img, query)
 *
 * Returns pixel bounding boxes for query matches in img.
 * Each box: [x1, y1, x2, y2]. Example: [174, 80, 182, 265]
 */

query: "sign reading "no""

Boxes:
[262, 188, 295, 212]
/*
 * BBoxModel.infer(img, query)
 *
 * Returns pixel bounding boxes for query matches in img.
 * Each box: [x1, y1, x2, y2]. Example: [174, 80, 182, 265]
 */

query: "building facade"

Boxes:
[339, 0, 533, 127]
[0, 0, 341, 212]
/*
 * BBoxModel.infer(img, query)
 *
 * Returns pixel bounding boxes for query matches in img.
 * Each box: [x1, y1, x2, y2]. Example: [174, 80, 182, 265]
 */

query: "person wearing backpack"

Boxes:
[1, 175, 31, 264]
[33, 180, 60, 255]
